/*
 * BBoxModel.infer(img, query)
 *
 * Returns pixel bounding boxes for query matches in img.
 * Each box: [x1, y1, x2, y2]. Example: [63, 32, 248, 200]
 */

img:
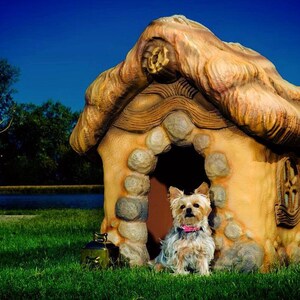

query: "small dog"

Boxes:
[155, 182, 215, 275]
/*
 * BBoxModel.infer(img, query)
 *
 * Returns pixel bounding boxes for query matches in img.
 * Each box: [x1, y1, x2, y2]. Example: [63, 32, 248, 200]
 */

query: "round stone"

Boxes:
[193, 134, 210, 154]
[205, 152, 230, 179]
[146, 127, 171, 155]
[245, 230, 254, 240]
[115, 197, 148, 221]
[214, 241, 264, 273]
[210, 185, 226, 208]
[124, 174, 150, 196]
[214, 236, 224, 251]
[119, 240, 150, 266]
[163, 111, 194, 143]
[212, 214, 222, 229]
[118, 221, 148, 243]
[224, 222, 242, 241]
[214, 247, 237, 270]
[225, 212, 233, 221]
[128, 149, 157, 174]
[236, 242, 264, 273]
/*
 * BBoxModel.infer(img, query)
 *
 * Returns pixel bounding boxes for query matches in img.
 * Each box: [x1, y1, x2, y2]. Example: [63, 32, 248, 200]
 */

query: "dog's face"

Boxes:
[169, 182, 211, 227]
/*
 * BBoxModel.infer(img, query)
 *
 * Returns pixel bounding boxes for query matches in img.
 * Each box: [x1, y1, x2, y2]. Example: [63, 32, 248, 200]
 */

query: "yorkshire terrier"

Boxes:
[155, 182, 215, 275]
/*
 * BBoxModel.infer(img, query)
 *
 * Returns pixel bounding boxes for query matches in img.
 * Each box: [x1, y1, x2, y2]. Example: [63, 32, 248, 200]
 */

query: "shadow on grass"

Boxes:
[0, 240, 85, 268]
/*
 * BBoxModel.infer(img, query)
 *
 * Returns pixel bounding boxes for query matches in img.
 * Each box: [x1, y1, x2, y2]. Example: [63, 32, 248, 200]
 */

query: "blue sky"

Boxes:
[1, 0, 299, 112]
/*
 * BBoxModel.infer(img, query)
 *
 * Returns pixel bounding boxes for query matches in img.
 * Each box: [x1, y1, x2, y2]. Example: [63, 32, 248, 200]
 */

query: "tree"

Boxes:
[0, 59, 19, 130]
[0, 100, 103, 185]
[0, 59, 102, 185]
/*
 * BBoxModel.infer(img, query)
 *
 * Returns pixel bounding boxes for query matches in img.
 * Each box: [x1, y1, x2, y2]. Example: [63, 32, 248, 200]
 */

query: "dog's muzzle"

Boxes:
[185, 208, 195, 218]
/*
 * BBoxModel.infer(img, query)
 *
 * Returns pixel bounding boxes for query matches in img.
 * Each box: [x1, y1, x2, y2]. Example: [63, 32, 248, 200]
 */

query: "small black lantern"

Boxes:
[81, 233, 120, 269]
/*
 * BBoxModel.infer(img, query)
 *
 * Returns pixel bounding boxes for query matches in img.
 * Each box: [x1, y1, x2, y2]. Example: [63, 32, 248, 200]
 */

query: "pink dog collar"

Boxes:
[181, 225, 202, 233]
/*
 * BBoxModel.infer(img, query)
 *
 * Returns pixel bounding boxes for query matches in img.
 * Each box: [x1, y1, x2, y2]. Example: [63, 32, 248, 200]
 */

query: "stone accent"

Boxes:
[118, 221, 148, 243]
[225, 212, 233, 221]
[119, 240, 150, 266]
[236, 242, 264, 272]
[212, 214, 222, 230]
[214, 236, 224, 251]
[210, 185, 226, 208]
[224, 222, 243, 241]
[124, 174, 150, 196]
[205, 152, 230, 179]
[146, 127, 171, 155]
[128, 149, 157, 174]
[193, 134, 210, 154]
[107, 229, 123, 246]
[245, 230, 254, 240]
[115, 197, 148, 221]
[162, 111, 194, 144]
[214, 241, 264, 273]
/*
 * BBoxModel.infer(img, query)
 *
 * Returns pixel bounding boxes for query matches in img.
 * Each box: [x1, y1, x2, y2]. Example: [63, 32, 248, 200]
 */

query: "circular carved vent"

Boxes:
[275, 156, 300, 228]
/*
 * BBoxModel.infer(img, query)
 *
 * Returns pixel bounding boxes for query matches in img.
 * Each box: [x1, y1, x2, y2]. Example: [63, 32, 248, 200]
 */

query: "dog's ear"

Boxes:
[194, 182, 209, 196]
[168, 186, 183, 201]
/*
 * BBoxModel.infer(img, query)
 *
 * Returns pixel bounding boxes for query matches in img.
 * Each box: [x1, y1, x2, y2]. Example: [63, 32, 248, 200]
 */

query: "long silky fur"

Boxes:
[155, 188, 215, 275]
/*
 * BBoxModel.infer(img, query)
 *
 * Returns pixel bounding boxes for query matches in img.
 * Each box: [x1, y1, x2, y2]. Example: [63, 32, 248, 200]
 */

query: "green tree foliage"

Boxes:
[0, 59, 102, 185]
[0, 58, 19, 130]
[0, 100, 103, 185]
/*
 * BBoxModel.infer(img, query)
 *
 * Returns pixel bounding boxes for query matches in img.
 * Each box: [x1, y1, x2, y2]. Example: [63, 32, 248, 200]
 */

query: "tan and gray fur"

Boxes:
[155, 183, 215, 275]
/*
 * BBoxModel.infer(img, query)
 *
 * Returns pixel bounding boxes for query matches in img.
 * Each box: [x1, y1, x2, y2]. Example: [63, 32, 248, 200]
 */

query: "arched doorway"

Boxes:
[147, 145, 210, 258]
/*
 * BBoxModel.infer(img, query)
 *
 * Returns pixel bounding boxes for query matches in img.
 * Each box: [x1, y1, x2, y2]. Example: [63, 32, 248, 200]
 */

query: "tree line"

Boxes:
[0, 58, 103, 185]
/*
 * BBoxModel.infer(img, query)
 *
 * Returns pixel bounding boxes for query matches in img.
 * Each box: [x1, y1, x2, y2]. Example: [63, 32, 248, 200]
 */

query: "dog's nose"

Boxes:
[186, 208, 192, 214]
[185, 207, 194, 218]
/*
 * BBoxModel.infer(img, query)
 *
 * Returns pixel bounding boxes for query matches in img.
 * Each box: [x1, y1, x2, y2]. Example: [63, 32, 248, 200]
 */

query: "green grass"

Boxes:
[0, 208, 299, 299]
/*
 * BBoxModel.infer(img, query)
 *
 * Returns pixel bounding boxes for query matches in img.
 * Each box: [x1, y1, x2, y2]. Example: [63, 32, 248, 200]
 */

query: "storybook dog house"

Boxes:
[70, 16, 300, 272]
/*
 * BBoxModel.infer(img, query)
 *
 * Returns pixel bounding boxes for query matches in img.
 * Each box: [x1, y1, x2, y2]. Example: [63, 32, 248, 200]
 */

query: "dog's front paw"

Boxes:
[173, 269, 190, 275]
[196, 270, 210, 276]
[148, 260, 165, 272]
[153, 263, 165, 272]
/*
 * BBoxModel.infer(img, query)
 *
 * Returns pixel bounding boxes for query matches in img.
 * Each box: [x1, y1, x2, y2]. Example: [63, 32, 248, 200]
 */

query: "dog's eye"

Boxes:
[180, 205, 186, 209]
[193, 203, 200, 208]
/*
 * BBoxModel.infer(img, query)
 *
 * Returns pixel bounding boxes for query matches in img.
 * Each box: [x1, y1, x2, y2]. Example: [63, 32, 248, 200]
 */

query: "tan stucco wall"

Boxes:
[97, 129, 149, 246]
[203, 127, 300, 269]
[97, 124, 300, 270]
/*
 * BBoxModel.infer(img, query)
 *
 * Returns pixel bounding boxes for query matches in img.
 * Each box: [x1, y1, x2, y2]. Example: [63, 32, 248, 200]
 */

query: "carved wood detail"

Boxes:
[141, 38, 179, 83]
[275, 156, 300, 228]
[141, 77, 198, 99]
[113, 78, 233, 133]
[70, 16, 300, 155]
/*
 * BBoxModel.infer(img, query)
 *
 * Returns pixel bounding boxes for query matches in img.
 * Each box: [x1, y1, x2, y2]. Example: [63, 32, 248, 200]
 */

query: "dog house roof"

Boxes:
[70, 15, 300, 154]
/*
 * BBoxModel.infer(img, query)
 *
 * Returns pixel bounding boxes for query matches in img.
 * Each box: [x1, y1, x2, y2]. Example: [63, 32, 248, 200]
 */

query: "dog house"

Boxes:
[70, 16, 300, 272]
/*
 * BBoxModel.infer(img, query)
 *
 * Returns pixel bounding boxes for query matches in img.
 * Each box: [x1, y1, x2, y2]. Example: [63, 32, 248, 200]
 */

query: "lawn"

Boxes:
[0, 209, 299, 299]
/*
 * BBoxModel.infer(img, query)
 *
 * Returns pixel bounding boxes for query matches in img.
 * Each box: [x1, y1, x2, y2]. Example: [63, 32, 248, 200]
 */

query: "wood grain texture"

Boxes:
[70, 15, 300, 154]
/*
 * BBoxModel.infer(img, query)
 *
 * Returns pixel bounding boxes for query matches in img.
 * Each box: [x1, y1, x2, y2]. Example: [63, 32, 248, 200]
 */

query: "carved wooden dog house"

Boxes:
[70, 16, 300, 272]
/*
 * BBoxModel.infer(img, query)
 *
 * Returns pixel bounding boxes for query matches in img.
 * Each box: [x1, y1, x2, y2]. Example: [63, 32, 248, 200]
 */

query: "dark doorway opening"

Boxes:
[147, 145, 210, 259]
[153, 145, 209, 194]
